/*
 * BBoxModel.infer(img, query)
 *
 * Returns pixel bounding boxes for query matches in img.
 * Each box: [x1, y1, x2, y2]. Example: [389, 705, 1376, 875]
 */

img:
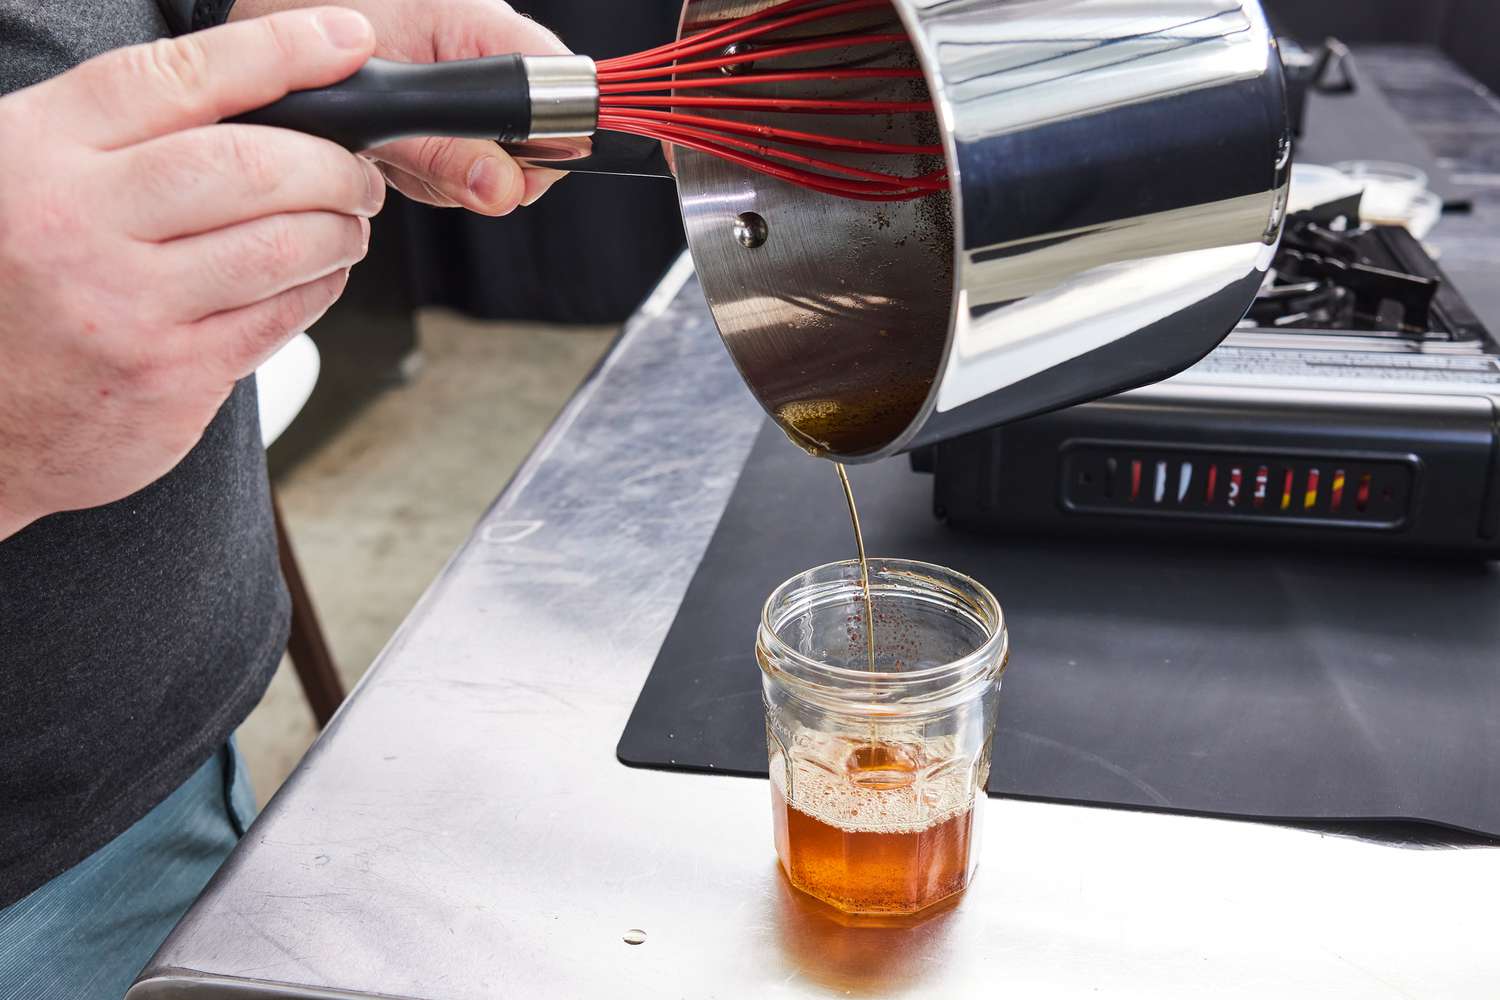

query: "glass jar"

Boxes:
[757, 558, 1009, 916]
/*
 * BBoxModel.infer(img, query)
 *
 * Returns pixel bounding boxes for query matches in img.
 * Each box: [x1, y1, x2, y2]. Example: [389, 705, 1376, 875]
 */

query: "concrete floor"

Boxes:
[239, 309, 615, 804]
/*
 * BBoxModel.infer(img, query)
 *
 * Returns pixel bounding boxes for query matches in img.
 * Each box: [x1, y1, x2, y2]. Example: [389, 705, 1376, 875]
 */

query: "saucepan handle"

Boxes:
[229, 54, 595, 151]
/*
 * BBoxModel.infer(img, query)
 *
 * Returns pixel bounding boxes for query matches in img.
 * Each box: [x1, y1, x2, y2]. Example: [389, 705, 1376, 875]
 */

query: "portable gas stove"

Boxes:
[914, 216, 1500, 556]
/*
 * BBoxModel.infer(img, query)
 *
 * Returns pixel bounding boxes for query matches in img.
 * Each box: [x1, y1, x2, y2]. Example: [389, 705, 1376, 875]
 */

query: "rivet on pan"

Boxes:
[719, 42, 754, 75]
[733, 212, 768, 249]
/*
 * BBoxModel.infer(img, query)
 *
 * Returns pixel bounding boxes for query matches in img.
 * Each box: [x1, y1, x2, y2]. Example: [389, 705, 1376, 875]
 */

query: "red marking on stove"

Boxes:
[1356, 473, 1373, 512]
[1280, 468, 1294, 511]
[1205, 465, 1218, 504]
[1228, 467, 1243, 508]
[1331, 470, 1346, 512]
[1130, 460, 1142, 502]
[1253, 465, 1269, 508]
[1304, 468, 1320, 510]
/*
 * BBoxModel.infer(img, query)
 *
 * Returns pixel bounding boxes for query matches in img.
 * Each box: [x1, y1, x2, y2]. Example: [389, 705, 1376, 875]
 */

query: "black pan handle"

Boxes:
[229, 55, 536, 151]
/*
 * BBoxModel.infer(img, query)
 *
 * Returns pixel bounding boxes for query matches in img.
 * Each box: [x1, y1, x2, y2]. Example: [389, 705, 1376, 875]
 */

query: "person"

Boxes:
[0, 1, 567, 994]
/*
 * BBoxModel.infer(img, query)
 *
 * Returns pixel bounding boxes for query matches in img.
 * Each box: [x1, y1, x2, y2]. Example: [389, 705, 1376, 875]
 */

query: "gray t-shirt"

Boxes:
[0, 0, 290, 908]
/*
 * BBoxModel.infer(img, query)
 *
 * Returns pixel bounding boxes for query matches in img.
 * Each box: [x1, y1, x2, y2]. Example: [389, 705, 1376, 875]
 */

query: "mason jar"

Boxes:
[757, 559, 1009, 915]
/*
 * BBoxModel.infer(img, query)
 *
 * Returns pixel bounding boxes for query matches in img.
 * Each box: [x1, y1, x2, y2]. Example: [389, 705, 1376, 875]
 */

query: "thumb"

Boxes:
[41, 7, 375, 151]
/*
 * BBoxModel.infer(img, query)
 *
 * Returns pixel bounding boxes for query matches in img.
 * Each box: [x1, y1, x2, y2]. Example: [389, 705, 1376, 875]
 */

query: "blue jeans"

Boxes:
[0, 741, 256, 1000]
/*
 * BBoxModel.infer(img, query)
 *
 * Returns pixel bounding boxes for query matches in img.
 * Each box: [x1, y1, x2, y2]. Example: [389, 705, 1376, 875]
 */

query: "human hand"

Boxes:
[234, 0, 571, 214]
[0, 8, 385, 540]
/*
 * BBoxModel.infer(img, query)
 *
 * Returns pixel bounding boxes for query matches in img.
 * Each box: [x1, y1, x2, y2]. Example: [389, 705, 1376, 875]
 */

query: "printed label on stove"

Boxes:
[1182, 347, 1500, 386]
[1061, 443, 1416, 529]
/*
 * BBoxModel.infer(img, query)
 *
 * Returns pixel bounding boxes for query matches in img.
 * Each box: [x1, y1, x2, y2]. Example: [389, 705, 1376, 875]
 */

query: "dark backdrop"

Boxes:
[1265, 0, 1500, 94]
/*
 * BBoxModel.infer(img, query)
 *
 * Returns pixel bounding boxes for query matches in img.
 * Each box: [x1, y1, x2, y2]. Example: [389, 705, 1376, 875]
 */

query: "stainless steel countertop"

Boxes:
[133, 48, 1500, 1000]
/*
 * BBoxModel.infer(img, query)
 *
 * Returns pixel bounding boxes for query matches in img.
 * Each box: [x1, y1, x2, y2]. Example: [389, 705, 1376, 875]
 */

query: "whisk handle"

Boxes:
[229, 55, 598, 150]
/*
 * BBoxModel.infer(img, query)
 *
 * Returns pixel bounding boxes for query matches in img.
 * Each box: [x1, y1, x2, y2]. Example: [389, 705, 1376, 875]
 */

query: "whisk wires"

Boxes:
[596, 0, 946, 201]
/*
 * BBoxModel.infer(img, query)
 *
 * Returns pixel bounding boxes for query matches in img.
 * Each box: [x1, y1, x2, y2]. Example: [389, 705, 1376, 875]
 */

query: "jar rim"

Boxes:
[758, 557, 1007, 694]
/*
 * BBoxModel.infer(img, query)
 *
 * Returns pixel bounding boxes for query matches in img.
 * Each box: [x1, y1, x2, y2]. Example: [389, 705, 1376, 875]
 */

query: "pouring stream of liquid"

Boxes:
[835, 463, 877, 673]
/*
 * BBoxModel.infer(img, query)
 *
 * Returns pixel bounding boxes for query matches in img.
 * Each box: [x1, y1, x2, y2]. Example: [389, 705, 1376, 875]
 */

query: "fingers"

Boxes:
[466, 3, 572, 59]
[359, 1, 572, 213]
[194, 268, 352, 381]
[44, 7, 375, 150]
[368, 136, 525, 215]
[521, 167, 566, 207]
[120, 124, 385, 240]
[376, 156, 560, 212]
[378, 162, 462, 208]
[160, 211, 368, 320]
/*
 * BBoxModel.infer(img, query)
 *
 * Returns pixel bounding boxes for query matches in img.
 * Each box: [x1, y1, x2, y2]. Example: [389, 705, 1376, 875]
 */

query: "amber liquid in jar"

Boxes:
[769, 738, 977, 914]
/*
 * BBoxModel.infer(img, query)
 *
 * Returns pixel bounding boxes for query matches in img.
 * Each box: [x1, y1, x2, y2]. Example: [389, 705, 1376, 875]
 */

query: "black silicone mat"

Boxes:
[619, 422, 1500, 836]
[1299, 61, 1468, 208]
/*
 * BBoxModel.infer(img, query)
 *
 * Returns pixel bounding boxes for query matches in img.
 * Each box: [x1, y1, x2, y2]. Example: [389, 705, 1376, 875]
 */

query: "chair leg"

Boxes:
[272, 491, 346, 727]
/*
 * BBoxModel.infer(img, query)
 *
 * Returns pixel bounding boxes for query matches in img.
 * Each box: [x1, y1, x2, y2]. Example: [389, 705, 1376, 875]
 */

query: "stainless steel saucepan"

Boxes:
[669, 0, 1291, 460]
[239, 0, 1291, 462]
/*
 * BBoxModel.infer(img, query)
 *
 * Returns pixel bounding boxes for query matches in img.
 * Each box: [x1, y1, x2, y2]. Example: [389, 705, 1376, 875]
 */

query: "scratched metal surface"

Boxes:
[133, 49, 1500, 1000]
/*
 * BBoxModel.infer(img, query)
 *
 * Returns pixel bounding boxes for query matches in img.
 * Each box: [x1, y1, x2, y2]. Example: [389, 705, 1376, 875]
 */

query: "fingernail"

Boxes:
[520, 179, 547, 207]
[362, 158, 386, 213]
[467, 156, 523, 213]
[466, 158, 500, 203]
[358, 216, 371, 255]
[317, 8, 373, 50]
[521, 171, 564, 207]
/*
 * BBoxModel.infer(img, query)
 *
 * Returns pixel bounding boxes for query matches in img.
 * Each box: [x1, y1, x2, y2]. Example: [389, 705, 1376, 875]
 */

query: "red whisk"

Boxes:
[233, 0, 948, 202]
[597, 0, 947, 201]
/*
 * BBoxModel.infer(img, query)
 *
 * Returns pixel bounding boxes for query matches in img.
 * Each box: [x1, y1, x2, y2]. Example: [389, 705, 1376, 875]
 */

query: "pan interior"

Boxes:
[672, 0, 955, 460]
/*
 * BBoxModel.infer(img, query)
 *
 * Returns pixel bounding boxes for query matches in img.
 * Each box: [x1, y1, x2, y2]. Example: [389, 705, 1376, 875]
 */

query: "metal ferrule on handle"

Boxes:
[521, 56, 598, 138]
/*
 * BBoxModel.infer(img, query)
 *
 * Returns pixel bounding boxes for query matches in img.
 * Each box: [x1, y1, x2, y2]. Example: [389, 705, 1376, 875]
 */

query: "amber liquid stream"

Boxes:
[834, 462, 877, 672]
